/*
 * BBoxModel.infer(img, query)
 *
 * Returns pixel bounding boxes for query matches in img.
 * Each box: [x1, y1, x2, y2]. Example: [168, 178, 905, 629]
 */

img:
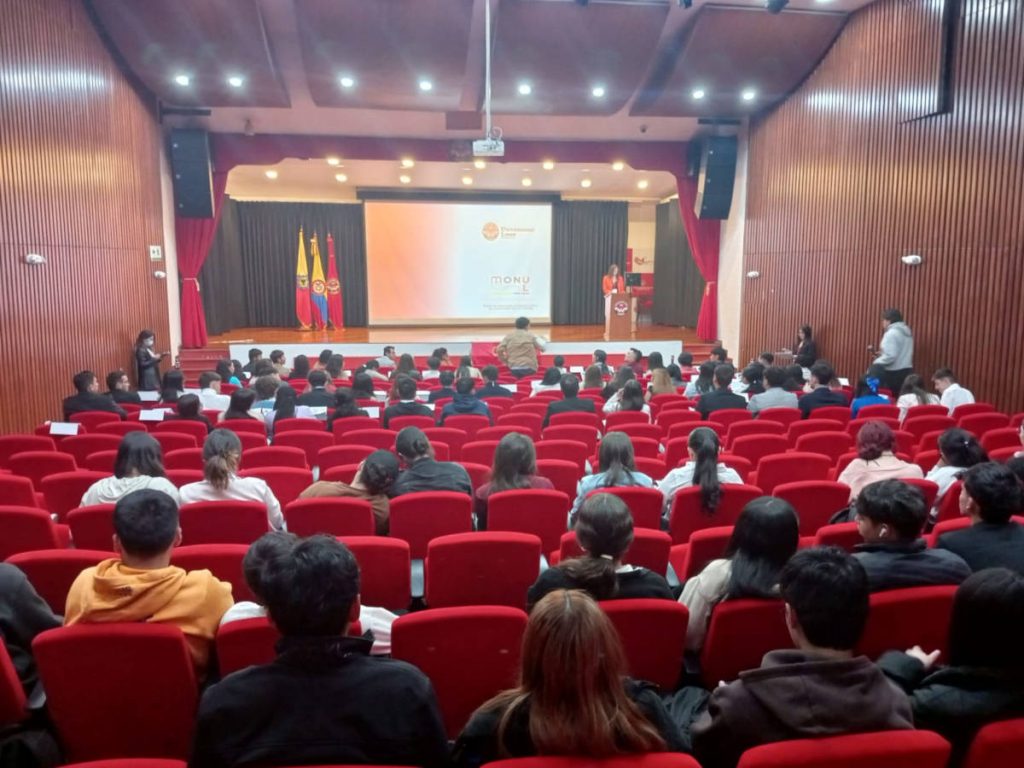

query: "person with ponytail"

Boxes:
[925, 427, 989, 512]
[528, 493, 672, 609]
[453, 589, 684, 768]
[657, 427, 743, 520]
[179, 429, 284, 531]
[569, 432, 654, 525]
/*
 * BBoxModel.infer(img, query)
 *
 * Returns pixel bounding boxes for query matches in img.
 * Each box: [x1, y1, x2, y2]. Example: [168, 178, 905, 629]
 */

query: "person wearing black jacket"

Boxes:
[476, 365, 514, 399]
[295, 370, 334, 408]
[0, 563, 61, 703]
[134, 329, 167, 391]
[62, 370, 126, 421]
[382, 376, 434, 429]
[696, 364, 747, 420]
[542, 374, 596, 428]
[798, 361, 848, 418]
[794, 325, 818, 368]
[427, 370, 457, 403]
[106, 370, 142, 405]
[391, 427, 472, 496]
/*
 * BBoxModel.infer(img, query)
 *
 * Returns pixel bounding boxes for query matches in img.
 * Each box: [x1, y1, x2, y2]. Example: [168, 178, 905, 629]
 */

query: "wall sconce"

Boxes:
[901, 254, 922, 266]
[153, 270, 167, 280]
[25, 253, 46, 265]
[746, 270, 760, 279]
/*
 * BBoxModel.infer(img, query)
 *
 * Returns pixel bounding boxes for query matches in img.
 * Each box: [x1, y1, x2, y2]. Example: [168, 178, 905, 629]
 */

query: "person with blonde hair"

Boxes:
[645, 368, 676, 402]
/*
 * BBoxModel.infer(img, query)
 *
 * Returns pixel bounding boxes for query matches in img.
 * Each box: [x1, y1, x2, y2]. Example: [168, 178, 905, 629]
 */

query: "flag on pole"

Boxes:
[310, 234, 329, 330]
[294, 228, 312, 329]
[326, 233, 344, 329]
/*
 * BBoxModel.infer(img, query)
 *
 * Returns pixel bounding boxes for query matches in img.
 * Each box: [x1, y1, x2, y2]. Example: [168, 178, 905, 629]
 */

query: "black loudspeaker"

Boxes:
[693, 136, 738, 220]
[169, 129, 214, 218]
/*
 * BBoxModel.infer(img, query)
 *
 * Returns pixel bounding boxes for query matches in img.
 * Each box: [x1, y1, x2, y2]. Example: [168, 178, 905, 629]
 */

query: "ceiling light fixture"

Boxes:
[418, 79, 433, 92]
[611, 161, 625, 171]
[692, 88, 706, 100]
[326, 157, 340, 166]
[399, 174, 412, 184]
[741, 88, 757, 102]
[335, 173, 348, 183]
[227, 75, 244, 88]
[637, 179, 649, 190]
[174, 74, 190, 87]
[517, 82, 532, 96]
[521, 177, 533, 187]
[400, 158, 415, 168]
[542, 159, 555, 170]
[580, 178, 592, 188]
[462, 176, 474, 186]
[264, 170, 278, 180]
[591, 85, 606, 98]
[473, 159, 487, 170]
[764, 0, 789, 12]
[339, 75, 355, 89]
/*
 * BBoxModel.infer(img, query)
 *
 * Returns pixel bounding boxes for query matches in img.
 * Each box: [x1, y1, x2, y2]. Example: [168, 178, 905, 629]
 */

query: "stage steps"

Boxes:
[177, 346, 226, 382]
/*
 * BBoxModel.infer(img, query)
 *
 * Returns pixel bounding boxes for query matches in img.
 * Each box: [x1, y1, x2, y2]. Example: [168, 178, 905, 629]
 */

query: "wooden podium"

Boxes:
[604, 291, 636, 341]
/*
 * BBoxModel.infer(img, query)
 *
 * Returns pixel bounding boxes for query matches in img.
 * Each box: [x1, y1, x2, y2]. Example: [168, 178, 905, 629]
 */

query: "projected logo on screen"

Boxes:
[482, 222, 536, 241]
[482, 222, 500, 241]
[490, 275, 531, 294]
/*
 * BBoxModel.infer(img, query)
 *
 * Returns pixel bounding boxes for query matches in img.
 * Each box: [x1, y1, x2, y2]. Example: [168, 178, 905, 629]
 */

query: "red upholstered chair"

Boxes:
[911, 449, 941, 474]
[163, 448, 204, 471]
[170, 543, 254, 602]
[548, 411, 602, 431]
[903, 415, 957, 442]
[233, 430, 267, 452]
[542, 425, 599, 454]
[510, 402, 549, 418]
[425, 532, 541, 608]
[787, 419, 845, 446]
[750, 452, 832, 495]
[904, 404, 951, 420]
[0, 506, 67, 560]
[68, 411, 121, 430]
[66, 504, 116, 550]
[41, 470, 108, 521]
[708, 409, 753, 429]
[284, 497, 376, 537]
[331, 416, 381, 438]
[812, 522, 862, 552]
[773, 481, 852, 536]
[179, 501, 269, 545]
[535, 459, 582, 499]
[668, 484, 764, 545]
[238, 467, 313, 506]
[856, 404, 900, 420]
[240, 445, 308, 469]
[928, 516, 972, 546]
[980, 427, 1021, 453]
[477, 425, 534, 443]
[487, 489, 572, 553]
[730, 435, 789, 468]
[274, 416, 326, 433]
[340, 536, 412, 610]
[726, 420, 784, 448]
[535, 439, 589, 473]
[389, 492, 474, 559]
[442, 415, 491, 439]
[934, 480, 963, 524]
[321, 464, 360, 483]
[388, 415, 436, 432]
[484, 757, 700, 768]
[83, 450, 118, 473]
[7, 549, 114, 614]
[794, 431, 855, 463]
[700, 598, 792, 687]
[422, 427, 469, 461]
[656, 410, 702, 431]
[673, 525, 734, 582]
[962, 717, 1024, 768]
[553, 529, 671, 575]
[337, 428, 398, 451]
[151, 432, 199, 454]
[460, 440, 501, 467]
[716, 453, 753, 483]
[601, 599, 689, 691]
[856, 585, 957, 660]
[609, 423, 665, 443]
[0, 435, 56, 468]
[0, 474, 44, 509]
[954, 402, 996, 420]
[915, 429, 947, 455]
[594, 486, 664, 530]
[666, 420, 725, 443]
[391, 606, 527, 738]
[0, 641, 27, 727]
[990, 446, 1021, 463]
[847, 417, 900, 438]
[215, 616, 279, 677]
[756, 408, 803, 428]
[635, 456, 668, 478]
[58, 761, 185, 768]
[219, 419, 267, 437]
[901, 477, 940, 510]
[153, 420, 210, 443]
[735, 730, 951, 768]
[272, 430, 333, 468]
[165, 469, 204, 487]
[317, 444, 376, 471]
[7, 450, 78, 490]
[33, 624, 197, 761]
[803, 405, 851, 425]
[605, 411, 651, 428]
[616, 436, 660, 460]
[497, 412, 546, 435]
[92, 422, 150, 439]
[58, 435, 122, 466]
[460, 462, 492, 491]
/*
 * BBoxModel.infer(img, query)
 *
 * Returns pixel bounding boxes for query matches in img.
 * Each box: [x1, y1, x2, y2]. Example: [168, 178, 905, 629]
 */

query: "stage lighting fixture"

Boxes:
[764, 0, 788, 13]
[678, 0, 693, 7]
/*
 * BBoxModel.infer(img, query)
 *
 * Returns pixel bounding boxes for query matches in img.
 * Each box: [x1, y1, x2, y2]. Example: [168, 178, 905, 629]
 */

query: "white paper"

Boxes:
[500, 384, 517, 393]
[137, 391, 160, 402]
[838, 377, 850, 386]
[182, 388, 202, 396]
[569, 366, 585, 374]
[416, 391, 430, 400]
[49, 422, 80, 435]
[139, 410, 167, 422]
[363, 406, 380, 418]
[310, 407, 328, 417]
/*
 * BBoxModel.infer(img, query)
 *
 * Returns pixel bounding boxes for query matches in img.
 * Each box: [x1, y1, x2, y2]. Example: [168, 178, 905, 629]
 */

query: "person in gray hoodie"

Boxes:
[691, 547, 913, 768]
[873, 307, 914, 393]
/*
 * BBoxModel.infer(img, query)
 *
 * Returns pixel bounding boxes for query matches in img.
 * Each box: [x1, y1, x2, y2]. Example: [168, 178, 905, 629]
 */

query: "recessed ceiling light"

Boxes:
[227, 75, 244, 88]
[473, 159, 486, 170]
[400, 158, 415, 168]
[265, 170, 278, 180]
[542, 159, 555, 170]
[418, 79, 433, 92]
[335, 173, 348, 183]
[174, 74, 190, 87]
[741, 88, 757, 102]
[637, 179, 649, 190]
[580, 178, 592, 188]
[521, 177, 533, 187]
[399, 174, 412, 184]
[612, 161, 625, 172]
[462, 176, 473, 186]
[517, 82, 532, 96]
[692, 88, 706, 100]
[326, 157, 341, 166]
[591, 85, 606, 98]
[339, 75, 355, 89]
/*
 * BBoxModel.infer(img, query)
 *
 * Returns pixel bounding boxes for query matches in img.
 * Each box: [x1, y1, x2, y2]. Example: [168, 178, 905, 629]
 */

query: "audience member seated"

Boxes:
[433, 347, 452, 367]
[624, 348, 645, 377]
[383, 376, 434, 429]
[220, 389, 258, 422]
[360, 358, 389, 382]
[531, 366, 563, 396]
[325, 353, 345, 381]
[64, 489, 233, 678]
[646, 351, 664, 371]
[690, 547, 913, 768]
[198, 371, 231, 411]
[269, 349, 290, 377]
[81, 431, 181, 507]
[474, 433, 553, 529]
[496, 316, 544, 378]
[758, 352, 775, 368]
[62, 369, 126, 421]
[252, 359, 276, 380]
[592, 348, 611, 376]
[0, 563, 61, 703]
[439, 377, 493, 425]
[313, 349, 333, 373]
[601, 365, 636, 403]
[740, 364, 765, 396]
[265, 384, 315, 438]
[783, 364, 805, 392]
[879, 568, 1024, 762]
[925, 428, 989, 513]
[179, 429, 284, 530]
[241, 348, 262, 376]
[215, 359, 241, 387]
[458, 355, 481, 379]
[289, 354, 311, 381]
[251, 375, 279, 410]
[477, 365, 514, 399]
[376, 345, 397, 370]
[427, 370, 457, 403]
[799, 361, 849, 417]
[747, 366, 798, 415]
[685, 361, 716, 399]
[936, 462, 1024, 573]
[933, 367, 975, 415]
[296, 370, 333, 408]
[850, 373, 890, 418]
[542, 374, 596, 428]
[452, 589, 684, 767]
[570, 432, 654, 525]
[583, 364, 605, 391]
[325, 388, 369, 432]
[658, 427, 743, 519]
[422, 355, 442, 381]
[681, 496, 799, 653]
[708, 346, 729, 364]
[300, 450, 400, 535]
[896, 373, 940, 423]
[166, 393, 214, 434]
[838, 421, 923, 502]
[159, 369, 186, 405]
[666, 363, 684, 387]
[605, 380, 651, 416]
[390, 353, 422, 381]
[1010, 455, 1024, 481]
[348, 372, 376, 401]
[852, 480, 970, 591]
[391, 427, 472, 497]
[529, 494, 672, 609]
[678, 351, 697, 377]
[1016, 424, 1024, 458]
[105, 369, 142, 405]
[697, 364, 747, 421]
[191, 536, 447, 768]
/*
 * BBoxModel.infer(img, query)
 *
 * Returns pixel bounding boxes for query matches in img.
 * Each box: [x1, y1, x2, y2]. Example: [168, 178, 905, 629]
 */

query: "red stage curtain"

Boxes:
[676, 176, 720, 341]
[176, 172, 228, 348]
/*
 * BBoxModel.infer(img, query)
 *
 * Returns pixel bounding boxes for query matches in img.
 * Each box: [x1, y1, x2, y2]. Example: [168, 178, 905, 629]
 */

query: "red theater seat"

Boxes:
[750, 452, 832, 495]
[668, 484, 764, 545]
[238, 467, 313, 506]
[151, 432, 199, 454]
[241, 445, 308, 469]
[726, 420, 785, 448]
[58, 435, 122, 466]
[274, 417, 326, 433]
[484, 757, 700, 768]
[772, 481, 851, 536]
[7, 450, 78, 490]
[389, 492, 473, 559]
[730, 435, 789, 467]
[601, 599, 688, 691]
[0, 435, 57, 468]
[594, 486, 664, 530]
[0, 506, 67, 560]
[7, 549, 114, 614]
[425, 532, 541, 608]
[273, 430, 334, 468]
[674, 525, 734, 582]
[735, 730, 951, 768]
[340, 536, 412, 610]
[962, 717, 1024, 768]
[542, 424, 599, 454]
[179, 501, 269, 545]
[554, 528, 671, 576]
[284, 497, 376, 537]
[170, 543, 254, 602]
[68, 411, 122, 430]
[460, 440, 500, 467]
[535, 458, 581, 499]
[66, 504, 116, 550]
[215, 616, 279, 677]
[41, 470, 108, 521]
[700, 598, 792, 688]
[388, 415, 436, 431]
[153, 420, 210, 443]
[487, 489, 571, 552]
[164, 448, 204, 471]
[535, 439, 589, 473]
[857, 585, 957, 661]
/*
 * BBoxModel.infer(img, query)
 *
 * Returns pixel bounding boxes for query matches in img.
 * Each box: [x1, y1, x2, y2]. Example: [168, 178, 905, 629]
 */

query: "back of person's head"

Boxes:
[202, 428, 241, 490]
[227, 389, 256, 416]
[899, 373, 930, 401]
[883, 307, 903, 324]
[242, 531, 297, 604]
[932, 367, 957, 385]
[395, 375, 417, 400]
[261, 535, 360, 637]
[358, 450, 400, 495]
[135, 330, 155, 347]
[559, 374, 580, 398]
[628, 348, 643, 364]
[785, 364, 805, 387]
[856, 480, 927, 540]
[593, 349, 607, 364]
[491, 432, 537, 491]
[482, 365, 499, 383]
[937, 427, 988, 468]
[270, 349, 285, 365]
[253, 360, 276, 378]
[514, 316, 529, 330]
[678, 352, 694, 367]
[426, 355, 441, 371]
[113, 489, 179, 559]
[611, 365, 635, 391]
[331, 387, 361, 417]
[742, 364, 764, 386]
[326, 354, 344, 378]
[439, 370, 455, 388]
[759, 352, 775, 365]
[688, 427, 723, 513]
[307, 370, 328, 388]
[710, 346, 728, 362]
[176, 393, 202, 419]
[273, 384, 297, 418]
[713, 363, 735, 389]
[856, 420, 896, 460]
[318, 349, 333, 366]
[695, 361, 716, 390]
[455, 376, 475, 396]
[647, 351, 664, 369]
[497, 589, 665, 756]
[583, 365, 604, 390]
[764, 366, 786, 389]
[541, 367, 561, 386]
[597, 431, 635, 485]
[553, 355, 565, 368]
[664, 364, 681, 383]
[949, 568, 1024, 670]
[114, 431, 165, 479]
[253, 375, 279, 400]
[73, 370, 96, 393]
[727, 497, 800, 599]
[1007, 456, 1024, 489]
[395, 426, 431, 462]
[291, 355, 310, 378]
[810, 361, 834, 386]
[962, 462, 1023, 524]
[460, 355, 473, 368]
[105, 370, 127, 391]
[397, 353, 416, 372]
[215, 360, 233, 381]
[780, 547, 869, 651]
[799, 324, 813, 340]
[559, 493, 635, 601]
[199, 371, 221, 390]
[619, 380, 645, 411]
[364, 359, 380, 371]
[247, 347, 262, 363]
[351, 372, 374, 398]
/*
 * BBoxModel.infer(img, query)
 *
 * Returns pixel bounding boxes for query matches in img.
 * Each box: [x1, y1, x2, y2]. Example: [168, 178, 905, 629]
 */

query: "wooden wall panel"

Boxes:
[741, 0, 1024, 413]
[0, 0, 168, 433]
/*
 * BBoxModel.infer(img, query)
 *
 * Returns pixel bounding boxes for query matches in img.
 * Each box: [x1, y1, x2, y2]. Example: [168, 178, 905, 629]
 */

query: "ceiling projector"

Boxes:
[473, 138, 505, 157]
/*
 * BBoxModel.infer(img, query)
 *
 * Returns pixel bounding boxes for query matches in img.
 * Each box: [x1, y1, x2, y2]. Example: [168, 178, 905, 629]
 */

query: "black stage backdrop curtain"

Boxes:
[653, 201, 705, 328]
[200, 200, 368, 333]
[552, 200, 629, 325]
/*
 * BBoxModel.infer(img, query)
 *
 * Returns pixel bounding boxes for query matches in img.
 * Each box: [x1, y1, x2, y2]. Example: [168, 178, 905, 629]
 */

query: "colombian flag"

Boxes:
[295, 228, 312, 329]
[326, 233, 344, 329]
[310, 234, 329, 330]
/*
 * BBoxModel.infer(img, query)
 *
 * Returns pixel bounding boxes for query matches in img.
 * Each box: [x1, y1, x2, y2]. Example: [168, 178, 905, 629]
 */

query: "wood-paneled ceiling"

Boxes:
[87, 0, 861, 141]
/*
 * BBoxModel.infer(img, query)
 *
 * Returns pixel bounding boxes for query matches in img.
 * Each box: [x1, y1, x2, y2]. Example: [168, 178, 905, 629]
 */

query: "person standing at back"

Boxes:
[135, 329, 168, 391]
[696, 364, 746, 420]
[873, 308, 914, 393]
[390, 427, 472, 497]
[496, 316, 545, 378]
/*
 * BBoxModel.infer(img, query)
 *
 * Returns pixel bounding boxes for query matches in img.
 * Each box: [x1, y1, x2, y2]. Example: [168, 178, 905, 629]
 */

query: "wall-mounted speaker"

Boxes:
[693, 136, 738, 220]
[169, 129, 213, 219]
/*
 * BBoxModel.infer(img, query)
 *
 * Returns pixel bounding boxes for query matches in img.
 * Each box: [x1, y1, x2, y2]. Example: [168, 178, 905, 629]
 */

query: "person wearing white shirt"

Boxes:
[198, 371, 231, 412]
[602, 380, 651, 418]
[933, 368, 975, 415]
[657, 427, 743, 517]
[179, 430, 284, 531]
[895, 374, 941, 423]
[925, 427, 990, 514]
[80, 431, 181, 508]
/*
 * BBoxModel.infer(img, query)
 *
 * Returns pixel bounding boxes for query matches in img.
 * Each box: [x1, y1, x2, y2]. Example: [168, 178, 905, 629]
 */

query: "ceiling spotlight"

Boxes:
[764, 0, 788, 13]
[265, 170, 278, 180]
[611, 161, 625, 172]
[400, 158, 415, 168]
[541, 159, 555, 170]
[326, 157, 341, 166]
[227, 75, 244, 88]
[335, 173, 348, 183]
[741, 88, 757, 102]
[418, 79, 433, 92]
[399, 174, 412, 184]
[517, 82, 532, 96]
[678, 0, 693, 7]
[691, 88, 706, 100]
[339, 75, 355, 89]
[591, 85, 606, 98]
[462, 176, 474, 186]
[580, 178, 592, 188]
[521, 177, 533, 187]
[473, 159, 487, 170]
[637, 179, 649, 190]
[174, 74, 190, 87]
